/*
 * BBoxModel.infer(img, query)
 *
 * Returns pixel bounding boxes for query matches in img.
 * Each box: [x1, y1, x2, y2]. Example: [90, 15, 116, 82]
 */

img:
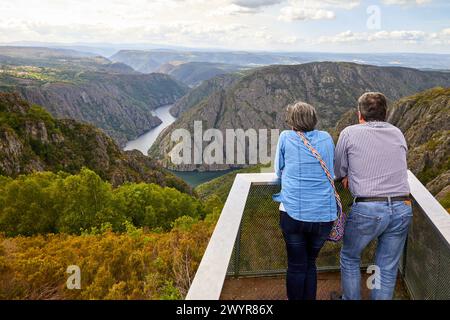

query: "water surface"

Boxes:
[124, 104, 175, 155]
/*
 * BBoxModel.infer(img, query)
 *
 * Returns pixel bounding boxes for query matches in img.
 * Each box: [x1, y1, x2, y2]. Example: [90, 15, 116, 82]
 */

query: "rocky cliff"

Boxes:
[387, 87, 449, 202]
[13, 72, 188, 146]
[332, 87, 449, 210]
[0, 93, 191, 193]
[0, 47, 188, 146]
[150, 62, 450, 171]
[169, 73, 242, 117]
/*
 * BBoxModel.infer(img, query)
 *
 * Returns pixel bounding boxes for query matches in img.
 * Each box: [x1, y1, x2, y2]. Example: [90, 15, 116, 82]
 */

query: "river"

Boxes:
[124, 104, 233, 187]
[124, 104, 176, 155]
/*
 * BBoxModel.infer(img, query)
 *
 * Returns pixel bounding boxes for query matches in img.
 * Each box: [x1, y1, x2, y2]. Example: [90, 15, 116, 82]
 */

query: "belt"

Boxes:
[355, 196, 411, 203]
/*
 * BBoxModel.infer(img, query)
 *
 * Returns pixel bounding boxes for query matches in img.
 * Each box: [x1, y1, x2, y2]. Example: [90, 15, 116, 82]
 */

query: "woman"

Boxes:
[273, 101, 337, 300]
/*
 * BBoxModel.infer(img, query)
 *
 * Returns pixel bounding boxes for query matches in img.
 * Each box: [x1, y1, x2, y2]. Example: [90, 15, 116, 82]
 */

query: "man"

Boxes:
[334, 92, 412, 300]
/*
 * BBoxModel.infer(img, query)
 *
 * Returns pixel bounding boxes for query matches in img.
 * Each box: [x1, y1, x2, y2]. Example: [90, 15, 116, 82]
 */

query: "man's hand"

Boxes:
[342, 177, 349, 189]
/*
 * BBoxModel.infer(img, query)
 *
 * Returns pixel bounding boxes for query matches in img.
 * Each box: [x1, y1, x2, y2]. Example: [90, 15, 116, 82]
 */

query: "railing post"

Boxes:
[234, 221, 242, 278]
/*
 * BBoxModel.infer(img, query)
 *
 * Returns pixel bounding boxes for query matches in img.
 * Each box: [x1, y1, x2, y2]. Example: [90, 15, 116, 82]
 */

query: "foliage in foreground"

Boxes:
[0, 168, 206, 236]
[0, 214, 218, 300]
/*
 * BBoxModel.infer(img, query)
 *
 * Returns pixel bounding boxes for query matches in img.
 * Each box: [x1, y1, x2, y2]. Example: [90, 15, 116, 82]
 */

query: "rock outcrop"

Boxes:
[0, 93, 192, 194]
[150, 62, 450, 171]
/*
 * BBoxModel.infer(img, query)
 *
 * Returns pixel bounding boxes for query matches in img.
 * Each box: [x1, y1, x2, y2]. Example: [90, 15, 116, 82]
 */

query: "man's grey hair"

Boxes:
[285, 101, 318, 132]
[358, 92, 387, 122]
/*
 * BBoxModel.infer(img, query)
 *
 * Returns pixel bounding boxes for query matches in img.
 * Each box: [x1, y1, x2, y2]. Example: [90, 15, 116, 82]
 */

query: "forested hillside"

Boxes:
[0, 93, 224, 299]
[150, 62, 450, 171]
[0, 93, 190, 192]
[388, 87, 450, 210]
[169, 72, 243, 117]
[194, 88, 450, 212]
[0, 47, 188, 145]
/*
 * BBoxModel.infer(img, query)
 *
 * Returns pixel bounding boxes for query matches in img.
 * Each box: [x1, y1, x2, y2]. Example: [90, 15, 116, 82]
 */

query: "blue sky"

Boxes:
[0, 0, 448, 53]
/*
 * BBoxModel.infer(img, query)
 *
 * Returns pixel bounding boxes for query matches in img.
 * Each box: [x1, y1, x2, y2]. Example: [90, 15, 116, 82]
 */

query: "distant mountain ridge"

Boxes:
[110, 50, 300, 73]
[0, 46, 134, 72]
[155, 61, 247, 87]
[150, 62, 450, 171]
[0, 93, 191, 193]
[111, 49, 450, 73]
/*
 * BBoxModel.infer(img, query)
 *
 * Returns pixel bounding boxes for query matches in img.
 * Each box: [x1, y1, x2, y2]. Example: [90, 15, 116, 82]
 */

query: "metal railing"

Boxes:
[186, 171, 450, 300]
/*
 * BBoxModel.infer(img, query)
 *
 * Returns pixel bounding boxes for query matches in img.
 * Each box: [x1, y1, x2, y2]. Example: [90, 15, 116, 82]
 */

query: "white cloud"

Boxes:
[318, 29, 430, 44]
[441, 28, 450, 37]
[279, 7, 335, 21]
[209, 4, 260, 15]
[231, 0, 284, 8]
[0, 0, 447, 52]
[278, 0, 360, 22]
[382, 0, 432, 5]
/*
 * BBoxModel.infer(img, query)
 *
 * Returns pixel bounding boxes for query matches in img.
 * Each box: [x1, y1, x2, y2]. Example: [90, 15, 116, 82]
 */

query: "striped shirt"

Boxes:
[334, 121, 410, 197]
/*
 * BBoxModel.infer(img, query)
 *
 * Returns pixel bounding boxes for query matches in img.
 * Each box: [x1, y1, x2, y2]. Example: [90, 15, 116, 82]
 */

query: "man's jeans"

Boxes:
[340, 200, 413, 300]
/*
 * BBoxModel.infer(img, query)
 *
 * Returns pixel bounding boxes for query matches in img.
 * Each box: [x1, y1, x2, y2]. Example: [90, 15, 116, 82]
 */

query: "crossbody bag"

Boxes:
[296, 131, 347, 242]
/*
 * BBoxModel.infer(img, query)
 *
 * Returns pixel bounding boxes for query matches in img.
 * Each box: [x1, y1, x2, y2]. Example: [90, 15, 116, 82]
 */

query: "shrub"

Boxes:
[0, 168, 207, 236]
[0, 214, 216, 300]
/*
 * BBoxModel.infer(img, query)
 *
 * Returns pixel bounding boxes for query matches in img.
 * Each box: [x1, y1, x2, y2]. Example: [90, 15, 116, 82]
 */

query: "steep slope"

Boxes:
[169, 73, 243, 117]
[194, 88, 450, 211]
[0, 71, 188, 146]
[156, 61, 246, 87]
[150, 62, 450, 171]
[0, 93, 191, 193]
[332, 87, 449, 210]
[387, 87, 449, 201]
[0, 47, 188, 146]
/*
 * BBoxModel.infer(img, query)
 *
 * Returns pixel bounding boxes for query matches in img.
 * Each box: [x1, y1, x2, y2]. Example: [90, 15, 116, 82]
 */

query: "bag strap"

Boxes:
[296, 131, 343, 214]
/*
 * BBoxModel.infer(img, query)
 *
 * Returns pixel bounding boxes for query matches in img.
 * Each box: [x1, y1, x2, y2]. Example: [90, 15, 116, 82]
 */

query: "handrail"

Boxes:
[186, 173, 278, 300]
[186, 170, 450, 300]
[407, 171, 450, 244]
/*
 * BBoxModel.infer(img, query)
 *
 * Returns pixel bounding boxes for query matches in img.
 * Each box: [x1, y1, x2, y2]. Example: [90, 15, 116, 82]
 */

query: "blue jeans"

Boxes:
[280, 211, 333, 300]
[340, 201, 413, 300]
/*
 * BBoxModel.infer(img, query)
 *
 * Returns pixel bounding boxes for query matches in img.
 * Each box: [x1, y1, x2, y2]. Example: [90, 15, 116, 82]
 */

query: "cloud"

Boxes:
[429, 28, 450, 45]
[441, 28, 450, 37]
[279, 7, 335, 21]
[231, 0, 284, 8]
[382, 0, 432, 5]
[0, 0, 446, 52]
[278, 0, 360, 22]
[210, 4, 260, 15]
[317, 29, 429, 44]
[214, 0, 284, 16]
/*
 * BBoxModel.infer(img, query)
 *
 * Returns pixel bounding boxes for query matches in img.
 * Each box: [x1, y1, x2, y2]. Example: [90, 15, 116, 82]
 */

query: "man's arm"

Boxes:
[334, 130, 349, 181]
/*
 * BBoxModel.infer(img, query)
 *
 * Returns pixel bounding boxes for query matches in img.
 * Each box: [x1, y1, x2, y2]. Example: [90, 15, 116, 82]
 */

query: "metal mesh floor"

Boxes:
[220, 272, 410, 300]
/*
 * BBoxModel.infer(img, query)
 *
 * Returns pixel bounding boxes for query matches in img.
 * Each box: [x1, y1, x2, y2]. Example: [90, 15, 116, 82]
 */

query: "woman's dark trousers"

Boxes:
[280, 211, 333, 300]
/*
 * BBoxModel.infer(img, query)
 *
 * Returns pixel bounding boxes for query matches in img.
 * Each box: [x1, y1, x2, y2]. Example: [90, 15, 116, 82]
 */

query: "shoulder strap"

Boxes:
[296, 131, 343, 212]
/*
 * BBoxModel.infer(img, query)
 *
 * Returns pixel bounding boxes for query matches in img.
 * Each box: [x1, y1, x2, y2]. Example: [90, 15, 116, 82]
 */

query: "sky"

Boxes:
[0, 0, 449, 53]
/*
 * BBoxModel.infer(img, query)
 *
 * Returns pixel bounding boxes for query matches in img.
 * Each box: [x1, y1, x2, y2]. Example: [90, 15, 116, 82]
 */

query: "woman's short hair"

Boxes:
[285, 101, 318, 132]
[358, 92, 387, 122]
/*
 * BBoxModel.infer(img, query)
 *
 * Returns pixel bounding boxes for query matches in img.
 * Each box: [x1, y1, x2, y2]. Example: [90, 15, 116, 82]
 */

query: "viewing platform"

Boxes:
[187, 171, 450, 300]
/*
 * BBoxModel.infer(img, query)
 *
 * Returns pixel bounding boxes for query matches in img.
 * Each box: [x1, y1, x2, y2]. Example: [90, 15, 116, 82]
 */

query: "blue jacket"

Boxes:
[273, 130, 337, 222]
